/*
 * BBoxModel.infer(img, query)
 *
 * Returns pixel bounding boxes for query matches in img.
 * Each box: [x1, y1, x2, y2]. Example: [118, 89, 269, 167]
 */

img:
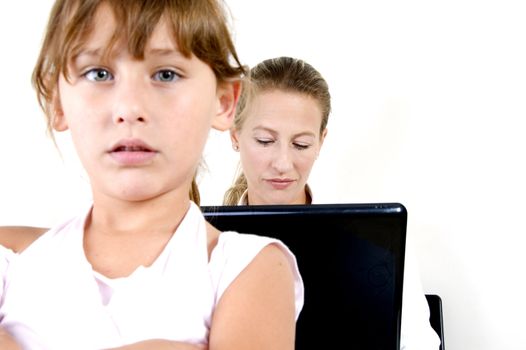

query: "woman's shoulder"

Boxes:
[0, 226, 48, 253]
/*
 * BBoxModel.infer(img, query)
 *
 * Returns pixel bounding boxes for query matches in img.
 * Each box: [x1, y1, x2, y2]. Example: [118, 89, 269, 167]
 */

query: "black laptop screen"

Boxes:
[202, 203, 406, 350]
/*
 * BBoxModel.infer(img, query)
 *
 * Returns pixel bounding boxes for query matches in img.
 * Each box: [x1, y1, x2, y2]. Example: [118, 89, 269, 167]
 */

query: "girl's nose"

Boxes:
[112, 79, 149, 125]
[114, 114, 147, 124]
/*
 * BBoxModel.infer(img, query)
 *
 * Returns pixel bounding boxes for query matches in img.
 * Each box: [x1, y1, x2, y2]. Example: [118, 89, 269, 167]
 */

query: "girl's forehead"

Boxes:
[80, 4, 118, 48]
[76, 3, 177, 58]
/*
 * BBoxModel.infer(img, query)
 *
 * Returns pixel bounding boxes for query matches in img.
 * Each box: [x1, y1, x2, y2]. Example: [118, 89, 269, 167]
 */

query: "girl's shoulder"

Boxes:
[208, 229, 304, 320]
[0, 226, 48, 253]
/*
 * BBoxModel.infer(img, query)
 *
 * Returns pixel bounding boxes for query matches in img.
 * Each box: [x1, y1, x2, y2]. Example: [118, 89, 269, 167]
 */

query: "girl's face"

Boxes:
[231, 90, 327, 205]
[53, 4, 237, 204]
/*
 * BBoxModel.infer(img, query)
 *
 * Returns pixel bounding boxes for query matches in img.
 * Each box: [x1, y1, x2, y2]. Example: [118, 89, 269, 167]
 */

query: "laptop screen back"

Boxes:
[202, 203, 406, 350]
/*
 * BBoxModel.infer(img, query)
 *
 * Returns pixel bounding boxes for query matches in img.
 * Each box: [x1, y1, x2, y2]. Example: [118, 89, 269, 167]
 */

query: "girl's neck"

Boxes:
[88, 192, 191, 237]
[82, 191, 193, 278]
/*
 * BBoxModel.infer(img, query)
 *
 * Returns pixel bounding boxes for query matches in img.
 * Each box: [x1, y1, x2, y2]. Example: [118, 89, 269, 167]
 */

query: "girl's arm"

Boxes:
[0, 328, 22, 350]
[208, 243, 297, 350]
[0, 227, 47, 253]
[0, 230, 205, 350]
[107, 340, 206, 350]
[111, 242, 297, 350]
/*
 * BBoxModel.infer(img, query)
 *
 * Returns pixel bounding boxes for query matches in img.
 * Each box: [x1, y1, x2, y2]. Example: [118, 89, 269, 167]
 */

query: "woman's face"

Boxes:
[231, 89, 327, 205]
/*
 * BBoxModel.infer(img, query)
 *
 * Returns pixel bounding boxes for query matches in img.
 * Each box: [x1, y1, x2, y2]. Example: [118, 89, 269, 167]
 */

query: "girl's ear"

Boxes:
[212, 80, 242, 131]
[51, 91, 68, 132]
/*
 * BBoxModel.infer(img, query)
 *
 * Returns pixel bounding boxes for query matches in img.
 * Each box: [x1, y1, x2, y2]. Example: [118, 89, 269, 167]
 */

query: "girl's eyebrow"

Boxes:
[73, 47, 184, 62]
[146, 48, 184, 58]
[75, 48, 103, 59]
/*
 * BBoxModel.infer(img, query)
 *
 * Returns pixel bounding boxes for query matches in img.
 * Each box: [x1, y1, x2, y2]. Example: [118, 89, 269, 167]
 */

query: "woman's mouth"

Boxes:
[266, 178, 295, 190]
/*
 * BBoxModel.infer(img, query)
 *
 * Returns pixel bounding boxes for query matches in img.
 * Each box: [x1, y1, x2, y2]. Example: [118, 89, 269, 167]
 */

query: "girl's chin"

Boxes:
[99, 184, 171, 203]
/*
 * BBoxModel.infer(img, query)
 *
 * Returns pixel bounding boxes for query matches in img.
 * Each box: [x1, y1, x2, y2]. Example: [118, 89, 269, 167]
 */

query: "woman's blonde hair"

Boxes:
[32, 0, 246, 205]
[223, 56, 331, 205]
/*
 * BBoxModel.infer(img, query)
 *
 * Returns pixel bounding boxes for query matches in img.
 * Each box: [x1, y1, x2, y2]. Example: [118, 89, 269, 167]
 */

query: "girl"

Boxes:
[0, 2, 303, 349]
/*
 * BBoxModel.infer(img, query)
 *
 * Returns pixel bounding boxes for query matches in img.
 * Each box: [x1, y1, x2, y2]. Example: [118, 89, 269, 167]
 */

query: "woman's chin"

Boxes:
[261, 192, 302, 206]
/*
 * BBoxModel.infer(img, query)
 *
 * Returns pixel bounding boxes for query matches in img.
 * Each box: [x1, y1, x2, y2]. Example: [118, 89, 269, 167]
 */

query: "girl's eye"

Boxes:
[153, 70, 179, 82]
[256, 139, 274, 146]
[293, 143, 310, 150]
[84, 68, 113, 82]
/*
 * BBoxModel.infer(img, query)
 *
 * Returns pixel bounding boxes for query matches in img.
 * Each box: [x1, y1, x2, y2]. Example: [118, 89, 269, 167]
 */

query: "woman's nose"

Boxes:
[272, 147, 294, 173]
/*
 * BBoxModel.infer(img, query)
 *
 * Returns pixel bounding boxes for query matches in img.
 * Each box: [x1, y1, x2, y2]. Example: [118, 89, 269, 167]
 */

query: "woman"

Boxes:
[224, 56, 329, 205]
[224, 56, 441, 350]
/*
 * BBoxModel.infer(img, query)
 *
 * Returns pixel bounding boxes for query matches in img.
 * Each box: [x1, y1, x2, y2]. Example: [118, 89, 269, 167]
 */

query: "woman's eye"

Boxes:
[256, 139, 274, 146]
[84, 68, 113, 82]
[153, 70, 179, 82]
[293, 143, 310, 150]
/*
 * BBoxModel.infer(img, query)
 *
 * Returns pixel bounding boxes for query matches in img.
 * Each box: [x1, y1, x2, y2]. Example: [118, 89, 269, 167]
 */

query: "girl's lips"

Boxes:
[110, 139, 155, 153]
[109, 150, 157, 165]
[109, 139, 158, 165]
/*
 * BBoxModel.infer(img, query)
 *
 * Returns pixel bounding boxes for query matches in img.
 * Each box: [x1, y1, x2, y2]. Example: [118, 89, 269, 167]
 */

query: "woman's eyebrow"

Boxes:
[252, 126, 316, 139]
[252, 126, 278, 136]
[293, 131, 316, 138]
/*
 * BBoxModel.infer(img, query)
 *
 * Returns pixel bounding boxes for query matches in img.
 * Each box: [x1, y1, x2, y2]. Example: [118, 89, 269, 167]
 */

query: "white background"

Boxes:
[1, 1, 525, 349]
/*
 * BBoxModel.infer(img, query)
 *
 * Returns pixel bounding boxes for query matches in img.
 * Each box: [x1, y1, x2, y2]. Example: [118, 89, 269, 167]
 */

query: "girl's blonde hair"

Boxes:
[32, 0, 247, 205]
[223, 56, 331, 205]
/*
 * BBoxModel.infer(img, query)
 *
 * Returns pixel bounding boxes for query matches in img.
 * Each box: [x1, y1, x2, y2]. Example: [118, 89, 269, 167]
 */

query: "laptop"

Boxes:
[202, 203, 407, 350]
